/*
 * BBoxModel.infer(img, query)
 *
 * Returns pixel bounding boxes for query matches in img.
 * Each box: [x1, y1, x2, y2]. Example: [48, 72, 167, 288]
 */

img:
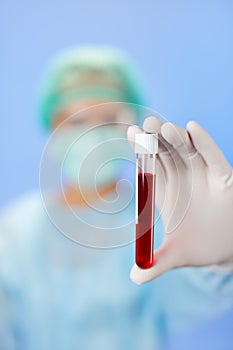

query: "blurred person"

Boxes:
[0, 45, 233, 350]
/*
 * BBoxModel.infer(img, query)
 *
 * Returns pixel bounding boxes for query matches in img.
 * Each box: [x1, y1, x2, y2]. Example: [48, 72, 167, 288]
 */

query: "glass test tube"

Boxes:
[135, 133, 158, 269]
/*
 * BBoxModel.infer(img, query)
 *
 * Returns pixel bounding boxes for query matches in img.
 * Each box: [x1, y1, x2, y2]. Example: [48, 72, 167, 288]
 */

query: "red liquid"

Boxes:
[136, 172, 156, 269]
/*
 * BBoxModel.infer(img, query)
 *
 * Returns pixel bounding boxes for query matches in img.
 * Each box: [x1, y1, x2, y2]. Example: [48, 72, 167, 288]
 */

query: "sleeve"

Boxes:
[0, 192, 40, 350]
[0, 209, 16, 349]
[153, 265, 233, 336]
[151, 215, 233, 335]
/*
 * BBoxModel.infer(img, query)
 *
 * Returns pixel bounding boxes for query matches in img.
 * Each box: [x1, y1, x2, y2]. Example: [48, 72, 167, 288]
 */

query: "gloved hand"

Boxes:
[128, 117, 233, 284]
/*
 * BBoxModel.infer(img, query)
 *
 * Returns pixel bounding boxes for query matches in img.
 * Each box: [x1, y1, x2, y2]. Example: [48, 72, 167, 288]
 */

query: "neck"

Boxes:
[59, 182, 116, 207]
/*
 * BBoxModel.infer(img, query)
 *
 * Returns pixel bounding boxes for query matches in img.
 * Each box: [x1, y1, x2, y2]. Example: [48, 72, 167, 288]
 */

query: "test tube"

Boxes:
[135, 133, 158, 269]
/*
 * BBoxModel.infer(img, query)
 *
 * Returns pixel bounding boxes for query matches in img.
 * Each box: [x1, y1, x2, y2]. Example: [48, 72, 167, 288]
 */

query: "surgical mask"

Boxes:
[49, 124, 130, 189]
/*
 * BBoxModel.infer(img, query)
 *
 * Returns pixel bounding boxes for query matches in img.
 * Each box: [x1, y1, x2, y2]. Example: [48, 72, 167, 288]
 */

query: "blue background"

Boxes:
[1, 0, 233, 349]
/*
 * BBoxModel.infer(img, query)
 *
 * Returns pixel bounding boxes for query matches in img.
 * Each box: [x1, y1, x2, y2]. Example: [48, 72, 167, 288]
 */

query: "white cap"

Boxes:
[134, 133, 158, 154]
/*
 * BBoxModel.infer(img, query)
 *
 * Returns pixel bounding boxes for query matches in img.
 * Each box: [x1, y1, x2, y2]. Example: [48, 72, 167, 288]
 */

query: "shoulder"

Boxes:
[0, 191, 43, 218]
[0, 191, 45, 282]
[0, 191, 45, 241]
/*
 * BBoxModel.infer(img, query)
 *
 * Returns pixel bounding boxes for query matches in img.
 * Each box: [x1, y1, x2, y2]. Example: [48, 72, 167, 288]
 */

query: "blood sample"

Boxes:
[135, 133, 158, 269]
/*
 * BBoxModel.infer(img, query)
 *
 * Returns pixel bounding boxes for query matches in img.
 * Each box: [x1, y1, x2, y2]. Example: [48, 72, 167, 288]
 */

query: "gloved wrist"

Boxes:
[210, 261, 233, 274]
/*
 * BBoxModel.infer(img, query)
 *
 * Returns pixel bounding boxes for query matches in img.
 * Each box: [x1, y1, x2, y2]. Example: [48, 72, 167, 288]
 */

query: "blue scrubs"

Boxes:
[0, 191, 232, 349]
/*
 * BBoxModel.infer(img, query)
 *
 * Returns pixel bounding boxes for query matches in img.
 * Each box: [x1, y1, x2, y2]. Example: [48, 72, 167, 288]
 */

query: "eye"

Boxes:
[69, 119, 85, 126]
[68, 114, 87, 126]
[106, 115, 118, 123]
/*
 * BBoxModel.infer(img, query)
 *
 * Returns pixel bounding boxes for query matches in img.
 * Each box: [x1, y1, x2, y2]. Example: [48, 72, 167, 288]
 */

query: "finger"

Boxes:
[127, 125, 142, 150]
[143, 116, 173, 154]
[130, 243, 176, 284]
[143, 116, 163, 133]
[128, 119, 182, 180]
[187, 121, 232, 180]
[161, 122, 196, 159]
[143, 117, 183, 184]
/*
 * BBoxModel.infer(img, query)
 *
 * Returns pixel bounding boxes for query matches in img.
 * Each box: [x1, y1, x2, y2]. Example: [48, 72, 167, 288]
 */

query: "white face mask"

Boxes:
[49, 124, 130, 190]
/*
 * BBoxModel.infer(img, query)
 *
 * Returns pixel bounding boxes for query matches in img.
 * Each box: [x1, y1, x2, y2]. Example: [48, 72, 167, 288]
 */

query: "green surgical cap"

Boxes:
[38, 45, 146, 130]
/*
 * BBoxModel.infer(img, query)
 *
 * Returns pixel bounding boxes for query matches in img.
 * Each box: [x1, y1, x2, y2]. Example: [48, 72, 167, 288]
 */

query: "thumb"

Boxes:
[127, 125, 143, 150]
[130, 242, 177, 284]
